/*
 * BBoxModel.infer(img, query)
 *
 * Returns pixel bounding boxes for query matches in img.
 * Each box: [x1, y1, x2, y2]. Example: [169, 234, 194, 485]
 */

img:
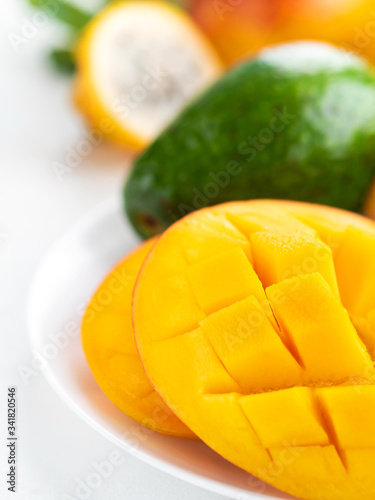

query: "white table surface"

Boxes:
[0, 2, 227, 499]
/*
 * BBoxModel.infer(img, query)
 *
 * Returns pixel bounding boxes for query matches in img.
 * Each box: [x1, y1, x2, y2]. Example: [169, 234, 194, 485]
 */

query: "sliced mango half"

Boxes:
[133, 200, 375, 499]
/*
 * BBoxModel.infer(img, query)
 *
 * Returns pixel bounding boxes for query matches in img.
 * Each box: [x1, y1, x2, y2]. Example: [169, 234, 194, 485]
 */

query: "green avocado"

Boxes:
[124, 41, 375, 238]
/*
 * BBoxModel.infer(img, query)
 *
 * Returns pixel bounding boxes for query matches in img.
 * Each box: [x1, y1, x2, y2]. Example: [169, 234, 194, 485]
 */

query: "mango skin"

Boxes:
[81, 238, 195, 438]
[133, 200, 375, 499]
[125, 42, 375, 239]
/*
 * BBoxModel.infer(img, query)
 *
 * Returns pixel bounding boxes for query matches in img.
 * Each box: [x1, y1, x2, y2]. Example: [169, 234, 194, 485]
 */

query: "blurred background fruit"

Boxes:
[125, 41, 375, 237]
[74, 1, 223, 150]
[25, 0, 375, 220]
[190, 0, 375, 66]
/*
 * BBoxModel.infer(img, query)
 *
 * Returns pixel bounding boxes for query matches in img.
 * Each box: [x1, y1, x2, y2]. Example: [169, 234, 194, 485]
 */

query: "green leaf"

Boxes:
[28, 0, 92, 29]
[49, 48, 76, 74]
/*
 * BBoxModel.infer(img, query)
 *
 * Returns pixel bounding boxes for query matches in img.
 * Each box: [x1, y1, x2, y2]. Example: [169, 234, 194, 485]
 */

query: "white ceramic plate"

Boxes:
[27, 198, 293, 500]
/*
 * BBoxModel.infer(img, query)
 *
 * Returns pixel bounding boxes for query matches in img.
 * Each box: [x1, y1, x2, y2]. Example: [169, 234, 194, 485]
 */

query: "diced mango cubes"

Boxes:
[201, 393, 271, 466]
[267, 273, 375, 384]
[335, 226, 375, 316]
[269, 446, 347, 492]
[251, 230, 339, 296]
[136, 274, 206, 341]
[179, 214, 252, 265]
[143, 329, 240, 400]
[187, 247, 266, 315]
[240, 387, 329, 448]
[200, 296, 302, 393]
[226, 210, 315, 238]
[317, 386, 375, 448]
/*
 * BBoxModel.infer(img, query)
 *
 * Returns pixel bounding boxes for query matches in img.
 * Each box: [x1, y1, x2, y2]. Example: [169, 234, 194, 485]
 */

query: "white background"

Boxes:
[0, 2, 227, 499]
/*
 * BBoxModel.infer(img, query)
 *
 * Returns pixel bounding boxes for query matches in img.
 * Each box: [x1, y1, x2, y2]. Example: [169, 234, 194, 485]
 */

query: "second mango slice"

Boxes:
[82, 238, 195, 438]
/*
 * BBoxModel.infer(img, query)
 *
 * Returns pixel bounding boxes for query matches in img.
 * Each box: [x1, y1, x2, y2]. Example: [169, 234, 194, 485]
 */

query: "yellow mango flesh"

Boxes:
[200, 296, 301, 392]
[352, 309, 375, 361]
[179, 212, 253, 265]
[240, 387, 330, 448]
[267, 273, 374, 385]
[334, 226, 375, 316]
[317, 386, 375, 449]
[268, 446, 347, 499]
[251, 230, 339, 296]
[81, 238, 195, 438]
[292, 212, 346, 252]
[187, 247, 271, 317]
[226, 210, 316, 237]
[133, 200, 375, 499]
[135, 274, 206, 341]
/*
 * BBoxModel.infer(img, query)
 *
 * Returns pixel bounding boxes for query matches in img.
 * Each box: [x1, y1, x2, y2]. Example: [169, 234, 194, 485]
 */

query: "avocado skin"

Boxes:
[125, 44, 375, 238]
